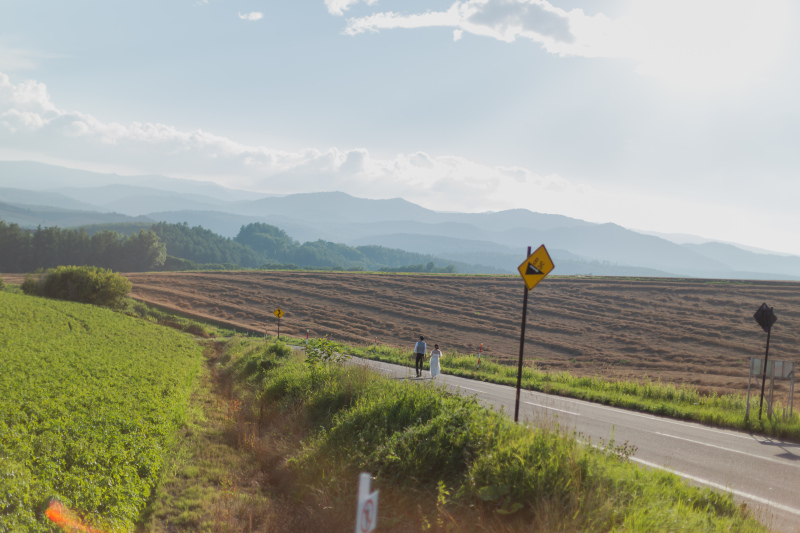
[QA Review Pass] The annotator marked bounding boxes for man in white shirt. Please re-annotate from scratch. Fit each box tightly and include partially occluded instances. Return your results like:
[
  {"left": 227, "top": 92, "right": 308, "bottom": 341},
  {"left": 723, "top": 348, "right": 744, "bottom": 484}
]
[{"left": 414, "top": 335, "right": 427, "bottom": 378}]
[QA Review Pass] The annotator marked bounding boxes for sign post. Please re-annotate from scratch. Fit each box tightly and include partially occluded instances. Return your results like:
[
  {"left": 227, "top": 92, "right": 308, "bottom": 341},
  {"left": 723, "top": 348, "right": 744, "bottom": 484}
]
[
  {"left": 274, "top": 308, "right": 285, "bottom": 339},
  {"left": 355, "top": 473, "right": 378, "bottom": 533},
  {"left": 514, "top": 245, "right": 555, "bottom": 423},
  {"left": 753, "top": 303, "right": 778, "bottom": 421}
]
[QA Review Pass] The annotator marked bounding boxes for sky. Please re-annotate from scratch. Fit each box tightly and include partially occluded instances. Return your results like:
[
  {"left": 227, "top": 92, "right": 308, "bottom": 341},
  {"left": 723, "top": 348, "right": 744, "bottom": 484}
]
[{"left": 1, "top": 0, "right": 799, "bottom": 254}]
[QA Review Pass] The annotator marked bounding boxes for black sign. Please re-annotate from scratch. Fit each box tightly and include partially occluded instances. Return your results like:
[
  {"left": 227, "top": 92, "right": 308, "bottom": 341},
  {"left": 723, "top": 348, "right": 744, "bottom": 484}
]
[
  {"left": 753, "top": 303, "right": 777, "bottom": 333},
  {"left": 525, "top": 263, "right": 543, "bottom": 276}
]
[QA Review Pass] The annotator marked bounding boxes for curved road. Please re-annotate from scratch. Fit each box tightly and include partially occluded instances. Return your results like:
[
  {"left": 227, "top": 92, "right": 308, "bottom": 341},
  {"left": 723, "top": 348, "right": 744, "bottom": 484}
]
[{"left": 350, "top": 356, "right": 800, "bottom": 533}]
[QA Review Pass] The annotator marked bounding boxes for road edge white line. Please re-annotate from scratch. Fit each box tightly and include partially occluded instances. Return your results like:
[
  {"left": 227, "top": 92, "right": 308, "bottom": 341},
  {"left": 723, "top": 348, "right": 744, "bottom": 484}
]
[
  {"left": 630, "top": 456, "right": 800, "bottom": 517},
  {"left": 656, "top": 432, "right": 800, "bottom": 469},
  {"left": 458, "top": 386, "right": 486, "bottom": 394},
  {"left": 351, "top": 356, "right": 760, "bottom": 441},
  {"left": 524, "top": 401, "right": 581, "bottom": 416}
]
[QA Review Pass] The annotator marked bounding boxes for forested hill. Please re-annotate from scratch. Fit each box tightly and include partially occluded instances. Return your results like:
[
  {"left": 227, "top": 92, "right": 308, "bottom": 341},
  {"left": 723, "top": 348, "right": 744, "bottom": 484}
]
[
  {"left": 233, "top": 222, "right": 474, "bottom": 272},
  {"left": 0, "top": 219, "right": 499, "bottom": 274},
  {"left": 153, "top": 222, "right": 265, "bottom": 268}
]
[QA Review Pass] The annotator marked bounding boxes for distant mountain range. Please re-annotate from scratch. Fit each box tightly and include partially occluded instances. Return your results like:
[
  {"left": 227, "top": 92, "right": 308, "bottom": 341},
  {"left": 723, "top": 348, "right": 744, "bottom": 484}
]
[{"left": 1, "top": 160, "right": 798, "bottom": 280}]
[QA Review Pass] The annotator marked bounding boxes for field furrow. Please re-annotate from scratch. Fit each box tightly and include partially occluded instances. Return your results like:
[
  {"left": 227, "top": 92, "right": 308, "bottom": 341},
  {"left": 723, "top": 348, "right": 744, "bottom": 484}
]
[{"left": 112, "top": 272, "right": 800, "bottom": 395}]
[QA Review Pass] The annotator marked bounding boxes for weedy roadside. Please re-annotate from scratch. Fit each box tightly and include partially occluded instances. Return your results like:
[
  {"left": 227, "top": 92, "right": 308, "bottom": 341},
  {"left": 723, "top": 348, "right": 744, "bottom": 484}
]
[{"left": 191, "top": 337, "right": 768, "bottom": 532}]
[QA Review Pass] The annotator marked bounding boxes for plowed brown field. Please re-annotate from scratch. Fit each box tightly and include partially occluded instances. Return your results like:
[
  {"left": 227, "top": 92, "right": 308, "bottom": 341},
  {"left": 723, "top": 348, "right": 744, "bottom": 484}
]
[
  {"left": 121, "top": 271, "right": 800, "bottom": 395},
  {"left": 7, "top": 271, "right": 799, "bottom": 395}
]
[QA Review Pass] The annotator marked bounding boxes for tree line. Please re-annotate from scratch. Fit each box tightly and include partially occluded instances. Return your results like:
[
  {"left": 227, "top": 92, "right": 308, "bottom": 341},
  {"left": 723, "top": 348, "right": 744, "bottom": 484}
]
[
  {"left": 0, "top": 219, "right": 458, "bottom": 274},
  {"left": 0, "top": 221, "right": 166, "bottom": 273}
]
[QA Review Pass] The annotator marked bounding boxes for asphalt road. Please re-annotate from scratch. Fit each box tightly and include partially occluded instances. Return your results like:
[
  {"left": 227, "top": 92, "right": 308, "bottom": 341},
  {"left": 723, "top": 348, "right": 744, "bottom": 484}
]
[{"left": 350, "top": 356, "right": 800, "bottom": 533}]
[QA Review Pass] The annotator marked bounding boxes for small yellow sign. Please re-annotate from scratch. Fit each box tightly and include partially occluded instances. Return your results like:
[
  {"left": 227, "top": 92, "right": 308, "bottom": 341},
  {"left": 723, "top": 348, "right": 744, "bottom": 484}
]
[
  {"left": 517, "top": 245, "right": 554, "bottom": 290},
  {"left": 274, "top": 308, "right": 285, "bottom": 318}
]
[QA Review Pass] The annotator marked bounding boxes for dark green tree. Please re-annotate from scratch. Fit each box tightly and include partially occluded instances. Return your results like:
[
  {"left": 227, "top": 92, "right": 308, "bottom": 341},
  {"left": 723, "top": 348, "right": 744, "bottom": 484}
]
[
  {"left": 122, "top": 230, "right": 167, "bottom": 272},
  {"left": 235, "top": 222, "right": 296, "bottom": 260},
  {"left": 90, "top": 230, "right": 124, "bottom": 270},
  {"left": 0, "top": 221, "right": 33, "bottom": 272}
]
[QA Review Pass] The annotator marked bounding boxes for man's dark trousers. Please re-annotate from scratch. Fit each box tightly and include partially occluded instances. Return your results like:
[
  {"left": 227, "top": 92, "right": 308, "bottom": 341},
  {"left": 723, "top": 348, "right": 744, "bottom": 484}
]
[{"left": 415, "top": 353, "right": 424, "bottom": 377}]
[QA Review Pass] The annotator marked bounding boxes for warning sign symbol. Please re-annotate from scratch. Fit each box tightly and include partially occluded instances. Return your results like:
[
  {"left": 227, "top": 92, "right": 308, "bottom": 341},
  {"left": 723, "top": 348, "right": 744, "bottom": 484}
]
[
  {"left": 525, "top": 262, "right": 543, "bottom": 276},
  {"left": 517, "top": 245, "right": 554, "bottom": 291}
]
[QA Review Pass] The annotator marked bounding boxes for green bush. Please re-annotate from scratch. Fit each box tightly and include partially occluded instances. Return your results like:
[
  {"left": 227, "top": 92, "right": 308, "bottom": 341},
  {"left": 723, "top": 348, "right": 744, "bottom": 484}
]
[
  {"left": 234, "top": 340, "right": 293, "bottom": 384},
  {"left": 21, "top": 274, "right": 40, "bottom": 295},
  {"left": 37, "top": 265, "right": 132, "bottom": 309}
]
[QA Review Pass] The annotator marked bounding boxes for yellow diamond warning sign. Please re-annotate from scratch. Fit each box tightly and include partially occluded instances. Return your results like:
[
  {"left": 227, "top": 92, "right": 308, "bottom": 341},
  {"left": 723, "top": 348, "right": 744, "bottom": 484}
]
[
  {"left": 517, "top": 245, "right": 554, "bottom": 290},
  {"left": 274, "top": 308, "right": 285, "bottom": 318}
]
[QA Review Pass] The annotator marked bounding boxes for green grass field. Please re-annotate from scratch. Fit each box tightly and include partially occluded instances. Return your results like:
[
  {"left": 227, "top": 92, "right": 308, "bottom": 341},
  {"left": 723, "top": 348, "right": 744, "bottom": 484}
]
[{"left": 0, "top": 292, "right": 203, "bottom": 532}]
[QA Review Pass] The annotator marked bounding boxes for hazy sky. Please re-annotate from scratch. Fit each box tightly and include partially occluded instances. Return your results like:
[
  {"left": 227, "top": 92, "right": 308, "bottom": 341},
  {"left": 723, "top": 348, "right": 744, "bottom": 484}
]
[{"left": 1, "top": 0, "right": 799, "bottom": 254}]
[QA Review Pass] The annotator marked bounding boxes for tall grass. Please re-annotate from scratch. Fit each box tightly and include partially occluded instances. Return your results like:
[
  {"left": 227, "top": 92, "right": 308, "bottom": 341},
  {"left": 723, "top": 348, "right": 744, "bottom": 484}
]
[
  {"left": 225, "top": 339, "right": 766, "bottom": 532},
  {"left": 343, "top": 343, "right": 800, "bottom": 441}
]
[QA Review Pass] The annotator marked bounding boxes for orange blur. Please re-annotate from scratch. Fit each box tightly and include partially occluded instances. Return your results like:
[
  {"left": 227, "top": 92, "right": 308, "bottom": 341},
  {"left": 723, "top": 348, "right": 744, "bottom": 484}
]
[{"left": 46, "top": 501, "right": 106, "bottom": 533}]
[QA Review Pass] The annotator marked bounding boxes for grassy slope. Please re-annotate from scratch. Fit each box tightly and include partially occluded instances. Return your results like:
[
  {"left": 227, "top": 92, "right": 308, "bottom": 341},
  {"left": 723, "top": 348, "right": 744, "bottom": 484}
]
[
  {"left": 0, "top": 292, "right": 203, "bottom": 532},
  {"left": 222, "top": 338, "right": 767, "bottom": 532}
]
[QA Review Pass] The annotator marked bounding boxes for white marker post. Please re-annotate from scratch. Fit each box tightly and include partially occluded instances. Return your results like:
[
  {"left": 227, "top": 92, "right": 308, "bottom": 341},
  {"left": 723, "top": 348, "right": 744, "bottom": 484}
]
[{"left": 355, "top": 473, "right": 378, "bottom": 533}]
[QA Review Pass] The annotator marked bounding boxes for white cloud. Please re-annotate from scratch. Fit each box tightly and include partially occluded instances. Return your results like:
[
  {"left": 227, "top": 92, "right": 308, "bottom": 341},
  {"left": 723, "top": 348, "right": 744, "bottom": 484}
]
[
  {"left": 0, "top": 71, "right": 574, "bottom": 211},
  {"left": 3, "top": 70, "right": 798, "bottom": 254},
  {"left": 0, "top": 72, "right": 58, "bottom": 132},
  {"left": 238, "top": 11, "right": 264, "bottom": 21},
  {"left": 344, "top": 1, "right": 579, "bottom": 43},
  {"left": 326, "top": 0, "right": 379, "bottom": 16},
  {"left": 341, "top": 0, "right": 793, "bottom": 92}
]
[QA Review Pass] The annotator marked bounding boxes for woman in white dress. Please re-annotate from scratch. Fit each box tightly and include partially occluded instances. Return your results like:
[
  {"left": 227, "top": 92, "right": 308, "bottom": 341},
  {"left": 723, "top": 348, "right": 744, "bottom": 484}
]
[{"left": 429, "top": 344, "right": 443, "bottom": 379}]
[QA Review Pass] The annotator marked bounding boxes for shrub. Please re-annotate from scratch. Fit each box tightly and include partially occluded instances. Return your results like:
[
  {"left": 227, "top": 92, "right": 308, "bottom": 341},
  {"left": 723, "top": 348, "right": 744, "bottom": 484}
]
[
  {"left": 236, "top": 340, "right": 293, "bottom": 383},
  {"left": 21, "top": 274, "right": 41, "bottom": 295},
  {"left": 305, "top": 338, "right": 348, "bottom": 366},
  {"left": 38, "top": 265, "right": 132, "bottom": 309},
  {"left": 0, "top": 274, "right": 4, "bottom": 291}
]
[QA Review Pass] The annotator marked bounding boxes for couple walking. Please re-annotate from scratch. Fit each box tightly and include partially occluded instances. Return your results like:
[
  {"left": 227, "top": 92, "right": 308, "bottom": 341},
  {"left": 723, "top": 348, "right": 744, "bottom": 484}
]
[{"left": 413, "top": 335, "right": 443, "bottom": 379}]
